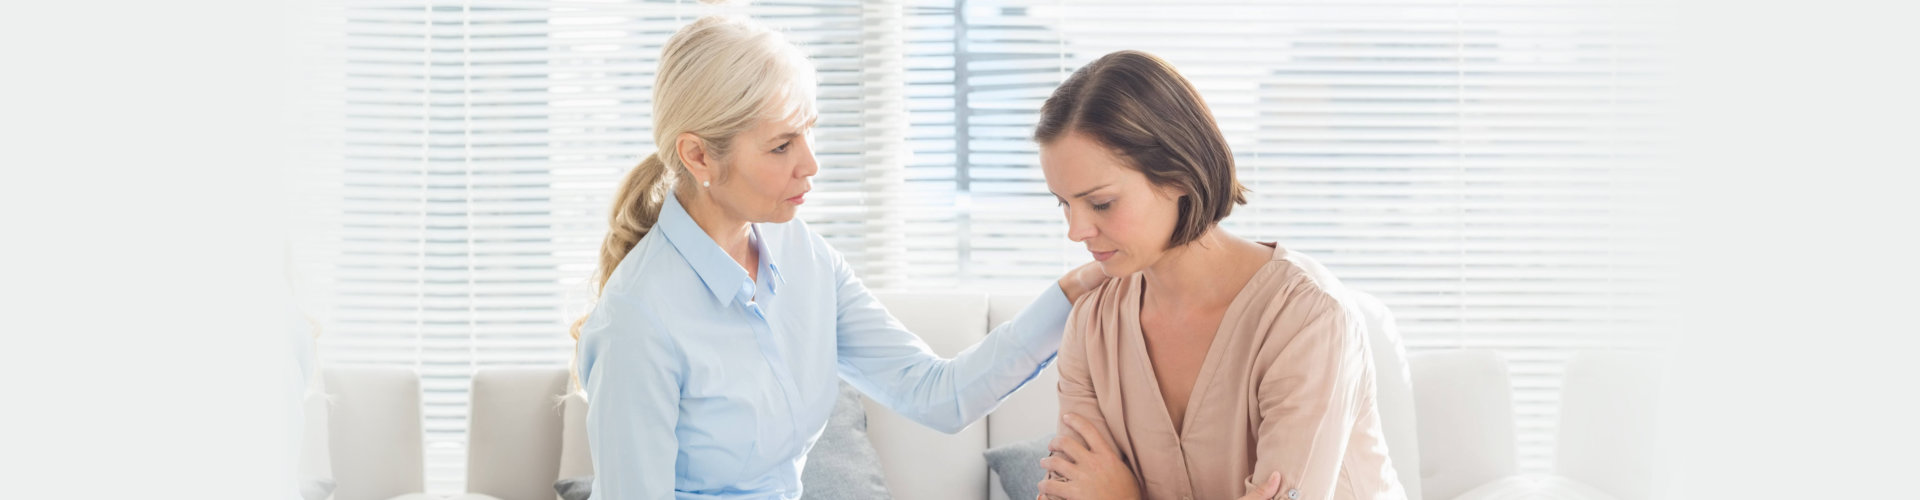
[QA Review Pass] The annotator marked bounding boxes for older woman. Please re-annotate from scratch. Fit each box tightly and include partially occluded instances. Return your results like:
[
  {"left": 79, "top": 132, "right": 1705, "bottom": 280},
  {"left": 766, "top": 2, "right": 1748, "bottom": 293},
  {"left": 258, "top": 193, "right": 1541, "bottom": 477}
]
[
  {"left": 1033, "top": 51, "right": 1408, "bottom": 500},
  {"left": 572, "top": 16, "right": 1106, "bottom": 499}
]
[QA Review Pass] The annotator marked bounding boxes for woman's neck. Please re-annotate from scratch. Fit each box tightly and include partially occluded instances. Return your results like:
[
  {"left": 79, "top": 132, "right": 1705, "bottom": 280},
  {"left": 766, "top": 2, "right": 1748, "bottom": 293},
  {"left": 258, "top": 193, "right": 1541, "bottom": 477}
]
[
  {"left": 1140, "top": 228, "right": 1267, "bottom": 312},
  {"left": 677, "top": 187, "right": 756, "bottom": 270}
]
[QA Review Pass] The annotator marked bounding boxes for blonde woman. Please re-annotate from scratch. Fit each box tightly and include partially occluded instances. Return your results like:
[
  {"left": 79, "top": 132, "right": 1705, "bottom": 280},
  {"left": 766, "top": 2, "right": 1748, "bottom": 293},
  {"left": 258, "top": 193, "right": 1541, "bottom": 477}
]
[{"left": 572, "top": 16, "right": 1105, "bottom": 499}]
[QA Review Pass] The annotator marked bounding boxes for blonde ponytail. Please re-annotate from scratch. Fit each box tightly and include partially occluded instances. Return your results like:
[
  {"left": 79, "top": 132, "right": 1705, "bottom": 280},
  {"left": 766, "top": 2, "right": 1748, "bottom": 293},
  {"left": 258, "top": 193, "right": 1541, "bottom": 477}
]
[
  {"left": 570, "top": 152, "right": 672, "bottom": 341},
  {"left": 570, "top": 15, "right": 818, "bottom": 390}
]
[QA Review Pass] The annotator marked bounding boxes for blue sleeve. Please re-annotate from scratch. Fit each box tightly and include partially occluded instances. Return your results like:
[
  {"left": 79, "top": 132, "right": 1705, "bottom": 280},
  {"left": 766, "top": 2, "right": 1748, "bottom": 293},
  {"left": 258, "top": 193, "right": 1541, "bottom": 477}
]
[
  {"left": 829, "top": 247, "right": 1071, "bottom": 434},
  {"left": 577, "top": 300, "right": 681, "bottom": 500}
]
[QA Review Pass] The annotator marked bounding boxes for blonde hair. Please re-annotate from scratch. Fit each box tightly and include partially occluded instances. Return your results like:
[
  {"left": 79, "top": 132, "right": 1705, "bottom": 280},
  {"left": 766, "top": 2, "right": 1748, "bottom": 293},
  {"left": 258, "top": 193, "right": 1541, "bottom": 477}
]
[{"left": 570, "top": 16, "right": 817, "bottom": 366}]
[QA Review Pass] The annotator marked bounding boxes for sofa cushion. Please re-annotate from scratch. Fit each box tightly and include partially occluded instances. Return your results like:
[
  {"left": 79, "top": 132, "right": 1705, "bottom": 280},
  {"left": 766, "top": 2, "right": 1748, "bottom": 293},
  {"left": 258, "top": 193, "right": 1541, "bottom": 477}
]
[
  {"left": 324, "top": 368, "right": 425, "bottom": 500},
  {"left": 465, "top": 368, "right": 568, "bottom": 500},
  {"left": 864, "top": 292, "right": 992, "bottom": 500},
  {"left": 1410, "top": 350, "right": 1519, "bottom": 500},
  {"left": 1452, "top": 474, "right": 1619, "bottom": 500}
]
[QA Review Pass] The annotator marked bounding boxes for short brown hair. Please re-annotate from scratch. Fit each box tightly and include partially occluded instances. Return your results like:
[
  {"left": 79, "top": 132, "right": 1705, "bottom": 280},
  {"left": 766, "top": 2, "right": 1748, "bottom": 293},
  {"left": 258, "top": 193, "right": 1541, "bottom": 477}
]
[{"left": 1034, "top": 50, "right": 1247, "bottom": 249}]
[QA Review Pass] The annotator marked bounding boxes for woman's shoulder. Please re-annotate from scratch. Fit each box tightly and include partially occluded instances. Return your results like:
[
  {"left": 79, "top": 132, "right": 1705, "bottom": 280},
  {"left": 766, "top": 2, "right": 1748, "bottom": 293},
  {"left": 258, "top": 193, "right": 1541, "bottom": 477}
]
[
  {"left": 1066, "top": 272, "right": 1136, "bottom": 343},
  {"left": 1247, "top": 245, "right": 1357, "bottom": 334},
  {"left": 599, "top": 233, "right": 685, "bottom": 298}
]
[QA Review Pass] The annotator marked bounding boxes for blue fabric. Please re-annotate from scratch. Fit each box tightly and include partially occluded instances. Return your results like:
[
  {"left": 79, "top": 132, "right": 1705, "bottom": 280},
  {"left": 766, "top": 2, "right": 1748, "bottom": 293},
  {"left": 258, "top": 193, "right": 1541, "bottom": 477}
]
[{"left": 577, "top": 190, "right": 1071, "bottom": 500}]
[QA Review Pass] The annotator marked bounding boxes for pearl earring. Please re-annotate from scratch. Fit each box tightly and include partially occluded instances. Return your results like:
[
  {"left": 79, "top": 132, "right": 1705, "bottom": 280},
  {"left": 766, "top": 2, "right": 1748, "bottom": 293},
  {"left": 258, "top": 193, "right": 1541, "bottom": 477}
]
[{"left": 702, "top": 180, "right": 710, "bottom": 188}]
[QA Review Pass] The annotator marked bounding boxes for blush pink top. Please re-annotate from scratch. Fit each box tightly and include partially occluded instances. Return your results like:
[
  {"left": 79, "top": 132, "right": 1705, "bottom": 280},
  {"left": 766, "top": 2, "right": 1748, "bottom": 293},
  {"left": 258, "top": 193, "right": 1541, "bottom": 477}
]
[{"left": 1057, "top": 243, "right": 1408, "bottom": 500}]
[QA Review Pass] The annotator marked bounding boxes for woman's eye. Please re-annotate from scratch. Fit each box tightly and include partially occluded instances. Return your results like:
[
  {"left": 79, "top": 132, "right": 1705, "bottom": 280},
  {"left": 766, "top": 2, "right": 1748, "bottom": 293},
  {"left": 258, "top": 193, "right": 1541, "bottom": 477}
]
[
  {"left": 772, "top": 141, "right": 791, "bottom": 154},
  {"left": 1091, "top": 201, "right": 1112, "bottom": 211}
]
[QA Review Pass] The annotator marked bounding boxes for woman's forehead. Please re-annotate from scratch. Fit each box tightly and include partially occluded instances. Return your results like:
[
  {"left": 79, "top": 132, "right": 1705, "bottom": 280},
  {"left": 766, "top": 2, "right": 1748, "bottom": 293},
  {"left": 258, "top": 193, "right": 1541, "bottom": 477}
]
[{"left": 750, "top": 105, "right": 817, "bottom": 136}]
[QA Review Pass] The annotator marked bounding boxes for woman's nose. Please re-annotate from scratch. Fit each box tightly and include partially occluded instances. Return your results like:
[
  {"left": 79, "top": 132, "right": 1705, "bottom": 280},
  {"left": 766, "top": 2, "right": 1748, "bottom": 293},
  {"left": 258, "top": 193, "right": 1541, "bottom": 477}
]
[{"left": 1066, "top": 211, "right": 1096, "bottom": 243}]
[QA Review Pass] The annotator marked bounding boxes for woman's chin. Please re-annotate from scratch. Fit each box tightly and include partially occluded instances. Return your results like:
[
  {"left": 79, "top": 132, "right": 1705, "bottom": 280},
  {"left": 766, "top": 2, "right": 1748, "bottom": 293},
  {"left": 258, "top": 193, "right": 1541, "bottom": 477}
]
[{"left": 761, "top": 207, "right": 800, "bottom": 224}]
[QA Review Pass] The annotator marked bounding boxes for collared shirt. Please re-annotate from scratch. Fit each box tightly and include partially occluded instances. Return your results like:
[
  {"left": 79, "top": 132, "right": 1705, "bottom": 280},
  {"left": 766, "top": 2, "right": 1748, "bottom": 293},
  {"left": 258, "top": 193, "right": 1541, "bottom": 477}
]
[{"left": 577, "top": 190, "right": 1071, "bottom": 500}]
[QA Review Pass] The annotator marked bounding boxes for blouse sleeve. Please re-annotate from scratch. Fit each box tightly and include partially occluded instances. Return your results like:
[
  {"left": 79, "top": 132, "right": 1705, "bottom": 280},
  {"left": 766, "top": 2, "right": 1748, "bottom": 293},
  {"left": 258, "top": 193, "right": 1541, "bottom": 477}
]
[
  {"left": 1246, "top": 290, "right": 1368, "bottom": 500},
  {"left": 576, "top": 300, "right": 682, "bottom": 500},
  {"left": 830, "top": 245, "right": 1071, "bottom": 434}
]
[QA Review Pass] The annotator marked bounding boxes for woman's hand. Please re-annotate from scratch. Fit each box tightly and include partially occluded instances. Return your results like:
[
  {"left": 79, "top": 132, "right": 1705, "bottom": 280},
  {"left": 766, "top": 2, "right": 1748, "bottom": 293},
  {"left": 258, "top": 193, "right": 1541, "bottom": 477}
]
[
  {"left": 1055, "top": 261, "right": 1109, "bottom": 304},
  {"left": 1239, "top": 471, "right": 1285, "bottom": 500},
  {"left": 1036, "top": 414, "right": 1139, "bottom": 500}
]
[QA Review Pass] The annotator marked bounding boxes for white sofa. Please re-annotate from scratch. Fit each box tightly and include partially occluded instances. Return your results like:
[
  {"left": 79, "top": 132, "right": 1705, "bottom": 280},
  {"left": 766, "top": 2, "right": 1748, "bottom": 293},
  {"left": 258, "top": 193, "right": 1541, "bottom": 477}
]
[{"left": 318, "top": 291, "right": 1652, "bottom": 500}]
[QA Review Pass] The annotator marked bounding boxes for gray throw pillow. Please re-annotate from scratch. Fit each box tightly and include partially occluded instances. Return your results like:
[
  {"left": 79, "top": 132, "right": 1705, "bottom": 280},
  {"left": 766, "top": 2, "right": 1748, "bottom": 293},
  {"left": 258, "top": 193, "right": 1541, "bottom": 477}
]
[
  {"left": 986, "top": 434, "right": 1055, "bottom": 500},
  {"left": 299, "top": 476, "right": 335, "bottom": 500},
  {"left": 798, "top": 381, "right": 892, "bottom": 499},
  {"left": 553, "top": 381, "right": 891, "bottom": 500},
  {"left": 555, "top": 475, "right": 591, "bottom": 500}
]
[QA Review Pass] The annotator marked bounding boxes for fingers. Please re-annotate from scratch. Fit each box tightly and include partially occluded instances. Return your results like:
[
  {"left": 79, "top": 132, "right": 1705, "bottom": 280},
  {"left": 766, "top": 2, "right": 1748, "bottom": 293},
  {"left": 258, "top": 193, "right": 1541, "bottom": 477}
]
[
  {"left": 1038, "top": 455, "right": 1078, "bottom": 480},
  {"left": 1048, "top": 434, "right": 1086, "bottom": 464},
  {"left": 1037, "top": 478, "right": 1069, "bottom": 498},
  {"left": 1062, "top": 414, "right": 1114, "bottom": 456},
  {"left": 1241, "top": 471, "right": 1282, "bottom": 500}
]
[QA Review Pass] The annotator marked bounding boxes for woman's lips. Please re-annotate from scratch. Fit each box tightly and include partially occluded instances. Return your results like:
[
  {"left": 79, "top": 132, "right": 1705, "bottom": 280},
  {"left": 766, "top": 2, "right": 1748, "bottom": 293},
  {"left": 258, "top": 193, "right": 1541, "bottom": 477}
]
[
  {"left": 787, "top": 193, "right": 807, "bottom": 205},
  {"left": 1091, "top": 250, "right": 1116, "bottom": 262}
]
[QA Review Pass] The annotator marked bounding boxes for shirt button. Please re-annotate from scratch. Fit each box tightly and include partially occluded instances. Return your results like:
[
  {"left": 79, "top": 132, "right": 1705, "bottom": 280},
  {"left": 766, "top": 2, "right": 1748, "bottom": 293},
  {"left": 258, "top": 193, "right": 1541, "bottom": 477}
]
[{"left": 1286, "top": 488, "right": 1299, "bottom": 499}]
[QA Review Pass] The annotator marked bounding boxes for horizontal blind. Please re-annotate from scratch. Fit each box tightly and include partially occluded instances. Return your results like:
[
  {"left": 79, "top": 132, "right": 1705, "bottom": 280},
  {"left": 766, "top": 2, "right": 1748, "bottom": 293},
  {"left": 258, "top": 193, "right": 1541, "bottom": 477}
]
[
  {"left": 299, "top": 0, "right": 903, "bottom": 492},
  {"left": 297, "top": 0, "right": 1665, "bottom": 490},
  {"left": 945, "top": 0, "right": 1665, "bottom": 473}
]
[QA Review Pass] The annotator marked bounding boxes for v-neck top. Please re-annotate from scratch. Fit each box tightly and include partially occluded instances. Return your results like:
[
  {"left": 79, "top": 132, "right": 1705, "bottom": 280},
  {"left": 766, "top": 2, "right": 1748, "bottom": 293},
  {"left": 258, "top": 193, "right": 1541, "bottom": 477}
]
[{"left": 1056, "top": 243, "right": 1408, "bottom": 500}]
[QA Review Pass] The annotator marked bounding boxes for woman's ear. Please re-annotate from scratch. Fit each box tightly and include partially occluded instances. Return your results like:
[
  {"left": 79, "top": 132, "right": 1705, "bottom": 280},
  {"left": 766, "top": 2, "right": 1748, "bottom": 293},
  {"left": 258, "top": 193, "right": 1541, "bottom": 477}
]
[{"left": 676, "top": 132, "right": 711, "bottom": 184}]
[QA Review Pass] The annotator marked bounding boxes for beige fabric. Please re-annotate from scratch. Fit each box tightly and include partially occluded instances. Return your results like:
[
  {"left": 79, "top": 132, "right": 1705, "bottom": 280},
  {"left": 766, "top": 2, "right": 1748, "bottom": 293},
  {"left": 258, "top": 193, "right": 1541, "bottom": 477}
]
[{"left": 1057, "top": 244, "right": 1407, "bottom": 500}]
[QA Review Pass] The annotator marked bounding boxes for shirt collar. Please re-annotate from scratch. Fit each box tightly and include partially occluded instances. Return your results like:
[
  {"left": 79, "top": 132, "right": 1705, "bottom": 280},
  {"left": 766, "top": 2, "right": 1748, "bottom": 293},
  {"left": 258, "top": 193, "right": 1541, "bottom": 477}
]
[{"left": 656, "top": 190, "right": 785, "bottom": 305}]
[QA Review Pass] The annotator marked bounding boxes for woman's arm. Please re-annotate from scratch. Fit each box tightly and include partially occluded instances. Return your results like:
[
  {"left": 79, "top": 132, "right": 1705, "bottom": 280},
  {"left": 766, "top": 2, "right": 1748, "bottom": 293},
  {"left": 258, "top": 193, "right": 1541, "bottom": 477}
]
[
  {"left": 1248, "top": 291, "right": 1368, "bottom": 500},
  {"left": 830, "top": 250, "right": 1095, "bottom": 433},
  {"left": 1039, "top": 296, "right": 1138, "bottom": 500},
  {"left": 577, "top": 303, "right": 682, "bottom": 500}
]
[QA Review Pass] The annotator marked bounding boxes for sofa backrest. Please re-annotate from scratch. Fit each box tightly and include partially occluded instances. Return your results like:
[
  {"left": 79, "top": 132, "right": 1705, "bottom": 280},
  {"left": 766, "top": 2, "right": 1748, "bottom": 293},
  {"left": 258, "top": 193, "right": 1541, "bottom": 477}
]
[
  {"left": 983, "top": 293, "right": 1057, "bottom": 500},
  {"left": 324, "top": 367, "right": 425, "bottom": 500},
  {"left": 1555, "top": 351, "right": 1660, "bottom": 500},
  {"left": 1349, "top": 291, "right": 1424, "bottom": 500},
  {"left": 862, "top": 291, "right": 993, "bottom": 500},
  {"left": 1409, "top": 350, "right": 1519, "bottom": 500},
  {"left": 466, "top": 368, "right": 569, "bottom": 500}
]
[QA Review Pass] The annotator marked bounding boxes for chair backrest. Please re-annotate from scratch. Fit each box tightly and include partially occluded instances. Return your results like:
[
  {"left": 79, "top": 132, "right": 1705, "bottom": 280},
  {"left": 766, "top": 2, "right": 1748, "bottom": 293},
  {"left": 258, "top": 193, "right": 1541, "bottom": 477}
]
[
  {"left": 863, "top": 291, "right": 992, "bottom": 500},
  {"left": 1409, "top": 350, "right": 1519, "bottom": 500},
  {"left": 324, "top": 367, "right": 424, "bottom": 500},
  {"left": 466, "top": 368, "right": 570, "bottom": 500},
  {"left": 1555, "top": 351, "right": 1661, "bottom": 500}
]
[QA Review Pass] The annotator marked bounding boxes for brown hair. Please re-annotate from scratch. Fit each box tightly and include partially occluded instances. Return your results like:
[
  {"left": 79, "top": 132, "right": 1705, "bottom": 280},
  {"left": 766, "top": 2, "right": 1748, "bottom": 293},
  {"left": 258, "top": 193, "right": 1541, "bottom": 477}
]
[{"left": 1033, "top": 50, "right": 1246, "bottom": 248}]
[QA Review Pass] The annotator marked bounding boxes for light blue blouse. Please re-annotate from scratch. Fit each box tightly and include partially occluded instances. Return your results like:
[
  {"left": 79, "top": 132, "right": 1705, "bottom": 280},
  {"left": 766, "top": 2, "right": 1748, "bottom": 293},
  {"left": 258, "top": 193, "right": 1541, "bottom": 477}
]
[{"left": 576, "top": 190, "right": 1071, "bottom": 500}]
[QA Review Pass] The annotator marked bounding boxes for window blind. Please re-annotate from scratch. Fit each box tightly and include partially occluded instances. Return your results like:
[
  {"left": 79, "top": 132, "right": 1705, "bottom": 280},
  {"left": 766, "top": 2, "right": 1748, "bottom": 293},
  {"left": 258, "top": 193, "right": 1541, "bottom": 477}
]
[
  {"left": 918, "top": 0, "right": 1665, "bottom": 472},
  {"left": 296, "top": 0, "right": 1661, "bottom": 490},
  {"left": 298, "top": 0, "right": 912, "bottom": 492}
]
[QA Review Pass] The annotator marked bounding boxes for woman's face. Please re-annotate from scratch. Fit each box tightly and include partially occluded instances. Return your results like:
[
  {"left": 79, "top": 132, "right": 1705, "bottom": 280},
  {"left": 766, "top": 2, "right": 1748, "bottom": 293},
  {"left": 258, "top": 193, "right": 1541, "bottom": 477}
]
[
  {"left": 1040, "top": 130, "right": 1186, "bottom": 277},
  {"left": 706, "top": 114, "right": 819, "bottom": 224}
]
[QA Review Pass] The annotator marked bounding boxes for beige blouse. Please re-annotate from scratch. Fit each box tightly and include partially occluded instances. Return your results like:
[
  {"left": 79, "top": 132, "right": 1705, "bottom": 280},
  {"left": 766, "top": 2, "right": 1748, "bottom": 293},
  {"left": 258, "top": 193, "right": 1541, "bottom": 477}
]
[{"left": 1056, "top": 243, "right": 1407, "bottom": 500}]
